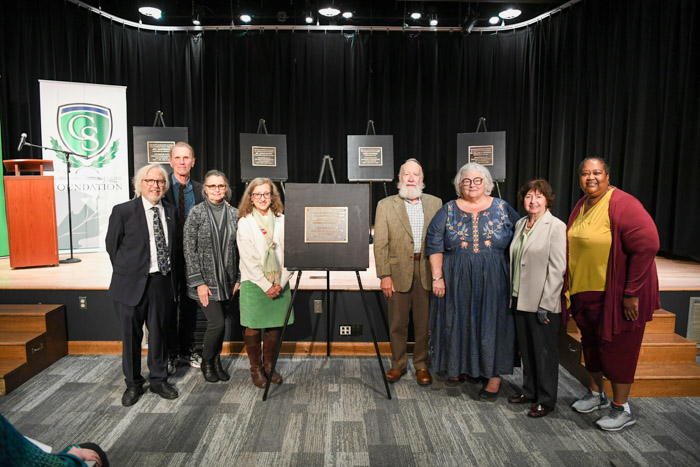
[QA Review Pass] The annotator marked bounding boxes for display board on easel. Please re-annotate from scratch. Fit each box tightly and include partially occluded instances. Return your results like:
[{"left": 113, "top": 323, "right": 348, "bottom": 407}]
[
  {"left": 284, "top": 184, "right": 369, "bottom": 270},
  {"left": 132, "top": 112, "right": 188, "bottom": 175},
  {"left": 346, "top": 131, "right": 394, "bottom": 182},
  {"left": 240, "top": 119, "right": 288, "bottom": 182},
  {"left": 456, "top": 130, "right": 506, "bottom": 181}
]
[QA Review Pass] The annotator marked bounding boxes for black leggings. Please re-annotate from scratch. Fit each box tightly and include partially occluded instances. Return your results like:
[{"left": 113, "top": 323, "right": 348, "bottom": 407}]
[{"left": 198, "top": 299, "right": 228, "bottom": 361}]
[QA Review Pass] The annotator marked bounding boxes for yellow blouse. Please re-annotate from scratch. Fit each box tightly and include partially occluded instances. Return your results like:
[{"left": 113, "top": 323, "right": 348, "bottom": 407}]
[{"left": 568, "top": 188, "right": 614, "bottom": 295}]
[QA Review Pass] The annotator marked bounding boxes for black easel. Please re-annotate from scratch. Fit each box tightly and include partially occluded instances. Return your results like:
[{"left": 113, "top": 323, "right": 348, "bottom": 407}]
[
  {"left": 262, "top": 269, "right": 392, "bottom": 401},
  {"left": 17, "top": 136, "right": 87, "bottom": 264},
  {"left": 315, "top": 156, "right": 337, "bottom": 355},
  {"left": 475, "top": 117, "right": 503, "bottom": 198},
  {"left": 152, "top": 110, "right": 167, "bottom": 127},
  {"left": 256, "top": 118, "right": 286, "bottom": 195}
]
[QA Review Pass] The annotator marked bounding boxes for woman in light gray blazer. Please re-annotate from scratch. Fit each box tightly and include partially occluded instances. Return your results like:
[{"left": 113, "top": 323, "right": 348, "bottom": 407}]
[
  {"left": 184, "top": 170, "right": 240, "bottom": 383},
  {"left": 508, "top": 179, "right": 566, "bottom": 418}
]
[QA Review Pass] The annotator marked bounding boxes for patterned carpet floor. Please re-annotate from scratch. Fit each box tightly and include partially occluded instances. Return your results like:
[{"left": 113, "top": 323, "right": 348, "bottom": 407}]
[{"left": 1, "top": 355, "right": 698, "bottom": 466}]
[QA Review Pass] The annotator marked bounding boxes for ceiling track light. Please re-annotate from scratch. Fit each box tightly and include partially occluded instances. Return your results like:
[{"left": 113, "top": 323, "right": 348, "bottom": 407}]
[
  {"left": 138, "top": 6, "right": 162, "bottom": 19},
  {"left": 305, "top": 11, "right": 314, "bottom": 24},
  {"left": 240, "top": 14, "right": 252, "bottom": 23},
  {"left": 319, "top": 6, "right": 341, "bottom": 17},
  {"left": 342, "top": 11, "right": 353, "bottom": 19},
  {"left": 498, "top": 8, "right": 522, "bottom": 20},
  {"left": 410, "top": 12, "right": 422, "bottom": 21},
  {"left": 429, "top": 14, "right": 438, "bottom": 27},
  {"left": 488, "top": 16, "right": 500, "bottom": 25}
]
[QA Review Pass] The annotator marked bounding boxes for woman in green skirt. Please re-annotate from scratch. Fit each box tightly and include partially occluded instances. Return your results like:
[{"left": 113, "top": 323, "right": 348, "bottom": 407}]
[{"left": 236, "top": 177, "right": 293, "bottom": 387}]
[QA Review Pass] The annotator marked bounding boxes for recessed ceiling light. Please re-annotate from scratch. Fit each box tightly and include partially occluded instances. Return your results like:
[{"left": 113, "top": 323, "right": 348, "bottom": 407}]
[
  {"left": 410, "top": 12, "right": 422, "bottom": 20},
  {"left": 342, "top": 11, "right": 353, "bottom": 19},
  {"left": 498, "top": 8, "right": 522, "bottom": 20},
  {"left": 138, "top": 7, "right": 162, "bottom": 19},
  {"left": 319, "top": 7, "right": 341, "bottom": 17},
  {"left": 488, "top": 16, "right": 500, "bottom": 25},
  {"left": 240, "top": 14, "right": 252, "bottom": 23}
]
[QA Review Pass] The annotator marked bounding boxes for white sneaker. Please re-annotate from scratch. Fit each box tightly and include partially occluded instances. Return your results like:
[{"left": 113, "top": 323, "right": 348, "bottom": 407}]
[
  {"left": 596, "top": 404, "right": 636, "bottom": 431},
  {"left": 571, "top": 390, "right": 610, "bottom": 413},
  {"left": 167, "top": 356, "right": 177, "bottom": 376},
  {"left": 181, "top": 352, "right": 202, "bottom": 368}
]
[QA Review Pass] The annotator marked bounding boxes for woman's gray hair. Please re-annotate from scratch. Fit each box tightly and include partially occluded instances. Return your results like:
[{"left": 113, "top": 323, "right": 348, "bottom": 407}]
[
  {"left": 453, "top": 162, "right": 494, "bottom": 197},
  {"left": 202, "top": 169, "right": 232, "bottom": 201},
  {"left": 133, "top": 164, "right": 170, "bottom": 197}
]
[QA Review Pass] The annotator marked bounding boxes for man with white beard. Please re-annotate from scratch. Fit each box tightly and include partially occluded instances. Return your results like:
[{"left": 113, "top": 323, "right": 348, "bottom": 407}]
[{"left": 373, "top": 159, "right": 442, "bottom": 385}]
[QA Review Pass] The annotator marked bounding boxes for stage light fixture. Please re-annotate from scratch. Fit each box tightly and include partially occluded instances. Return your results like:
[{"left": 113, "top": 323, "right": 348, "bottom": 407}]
[
  {"left": 410, "top": 12, "right": 422, "bottom": 20},
  {"left": 240, "top": 14, "right": 252, "bottom": 23},
  {"left": 305, "top": 12, "right": 314, "bottom": 24},
  {"left": 488, "top": 16, "right": 500, "bottom": 25},
  {"left": 342, "top": 11, "right": 353, "bottom": 19},
  {"left": 192, "top": 13, "right": 201, "bottom": 26},
  {"left": 319, "top": 7, "right": 341, "bottom": 17},
  {"left": 138, "top": 7, "right": 162, "bottom": 19},
  {"left": 499, "top": 8, "right": 522, "bottom": 20},
  {"left": 430, "top": 17, "right": 438, "bottom": 27}
]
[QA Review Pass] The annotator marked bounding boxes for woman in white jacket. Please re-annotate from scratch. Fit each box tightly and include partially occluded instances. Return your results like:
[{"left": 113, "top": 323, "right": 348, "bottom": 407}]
[
  {"left": 507, "top": 179, "right": 566, "bottom": 418},
  {"left": 236, "top": 177, "right": 292, "bottom": 388}
]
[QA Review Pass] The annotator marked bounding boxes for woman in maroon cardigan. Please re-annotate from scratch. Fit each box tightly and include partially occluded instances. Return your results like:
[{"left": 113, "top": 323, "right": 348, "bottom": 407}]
[{"left": 566, "top": 157, "right": 660, "bottom": 432}]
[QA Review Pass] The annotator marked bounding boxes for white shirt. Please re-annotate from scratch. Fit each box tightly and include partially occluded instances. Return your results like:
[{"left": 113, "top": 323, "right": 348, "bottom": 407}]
[
  {"left": 236, "top": 213, "right": 291, "bottom": 292},
  {"left": 141, "top": 196, "right": 169, "bottom": 273},
  {"left": 404, "top": 197, "right": 424, "bottom": 254}
]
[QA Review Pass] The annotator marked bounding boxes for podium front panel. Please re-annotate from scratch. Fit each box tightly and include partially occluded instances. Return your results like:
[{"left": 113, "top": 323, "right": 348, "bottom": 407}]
[{"left": 4, "top": 176, "right": 59, "bottom": 268}]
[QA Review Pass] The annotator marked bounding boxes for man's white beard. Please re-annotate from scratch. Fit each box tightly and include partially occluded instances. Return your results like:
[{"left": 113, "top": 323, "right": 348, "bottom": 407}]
[{"left": 398, "top": 184, "right": 423, "bottom": 200}]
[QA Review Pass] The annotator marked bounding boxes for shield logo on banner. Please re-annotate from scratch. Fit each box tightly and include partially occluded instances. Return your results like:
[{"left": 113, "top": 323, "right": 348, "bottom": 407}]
[{"left": 57, "top": 104, "right": 113, "bottom": 159}]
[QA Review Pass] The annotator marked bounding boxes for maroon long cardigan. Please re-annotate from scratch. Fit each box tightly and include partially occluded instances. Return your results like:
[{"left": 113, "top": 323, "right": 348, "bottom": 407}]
[{"left": 564, "top": 188, "right": 661, "bottom": 343}]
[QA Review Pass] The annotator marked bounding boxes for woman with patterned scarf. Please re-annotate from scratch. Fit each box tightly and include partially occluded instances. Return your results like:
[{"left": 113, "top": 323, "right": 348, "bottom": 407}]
[
  {"left": 184, "top": 170, "right": 240, "bottom": 383},
  {"left": 237, "top": 177, "right": 293, "bottom": 388}
]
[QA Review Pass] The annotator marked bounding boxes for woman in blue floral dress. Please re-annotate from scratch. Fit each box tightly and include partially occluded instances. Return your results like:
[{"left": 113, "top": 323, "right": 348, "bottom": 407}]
[{"left": 426, "top": 163, "right": 519, "bottom": 400}]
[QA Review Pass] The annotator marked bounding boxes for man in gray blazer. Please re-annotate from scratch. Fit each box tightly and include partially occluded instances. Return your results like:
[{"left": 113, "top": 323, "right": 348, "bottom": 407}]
[
  {"left": 163, "top": 142, "right": 204, "bottom": 373},
  {"left": 374, "top": 159, "right": 442, "bottom": 385}
]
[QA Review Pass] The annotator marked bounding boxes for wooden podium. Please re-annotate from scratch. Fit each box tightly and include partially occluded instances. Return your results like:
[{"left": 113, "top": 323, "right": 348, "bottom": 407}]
[{"left": 3, "top": 159, "right": 59, "bottom": 268}]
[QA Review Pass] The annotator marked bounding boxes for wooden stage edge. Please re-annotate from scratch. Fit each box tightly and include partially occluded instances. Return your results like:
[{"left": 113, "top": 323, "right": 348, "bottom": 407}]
[
  {"left": 69, "top": 341, "right": 396, "bottom": 357},
  {"left": 2, "top": 251, "right": 699, "bottom": 291}
]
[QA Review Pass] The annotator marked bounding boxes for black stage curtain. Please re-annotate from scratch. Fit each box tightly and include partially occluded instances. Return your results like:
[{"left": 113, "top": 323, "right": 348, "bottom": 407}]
[{"left": 1, "top": 0, "right": 698, "bottom": 258}]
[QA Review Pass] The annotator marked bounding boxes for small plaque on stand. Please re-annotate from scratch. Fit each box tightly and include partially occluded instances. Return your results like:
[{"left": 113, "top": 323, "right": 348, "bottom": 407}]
[
  {"left": 347, "top": 135, "right": 394, "bottom": 182},
  {"left": 457, "top": 131, "right": 506, "bottom": 181},
  {"left": 240, "top": 133, "right": 288, "bottom": 181},
  {"left": 147, "top": 141, "right": 175, "bottom": 163}
]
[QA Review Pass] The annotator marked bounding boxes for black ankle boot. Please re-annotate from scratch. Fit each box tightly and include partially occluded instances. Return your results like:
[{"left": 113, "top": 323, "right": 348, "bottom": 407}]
[
  {"left": 201, "top": 359, "right": 219, "bottom": 383},
  {"left": 213, "top": 356, "right": 230, "bottom": 381}
]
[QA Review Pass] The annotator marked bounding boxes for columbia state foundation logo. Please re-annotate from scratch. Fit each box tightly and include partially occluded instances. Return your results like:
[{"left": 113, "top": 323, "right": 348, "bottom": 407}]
[{"left": 50, "top": 103, "right": 120, "bottom": 168}]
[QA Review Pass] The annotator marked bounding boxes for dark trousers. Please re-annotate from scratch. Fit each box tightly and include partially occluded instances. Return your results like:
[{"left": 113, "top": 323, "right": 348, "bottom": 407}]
[
  {"left": 167, "top": 251, "right": 198, "bottom": 356},
  {"left": 197, "top": 299, "right": 228, "bottom": 362},
  {"left": 114, "top": 273, "right": 172, "bottom": 388},
  {"left": 387, "top": 259, "right": 430, "bottom": 371},
  {"left": 514, "top": 305, "right": 560, "bottom": 407}
]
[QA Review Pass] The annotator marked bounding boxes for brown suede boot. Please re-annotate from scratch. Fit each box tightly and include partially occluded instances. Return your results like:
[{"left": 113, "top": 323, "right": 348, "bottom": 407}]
[
  {"left": 263, "top": 329, "right": 283, "bottom": 384},
  {"left": 243, "top": 333, "right": 267, "bottom": 388}
]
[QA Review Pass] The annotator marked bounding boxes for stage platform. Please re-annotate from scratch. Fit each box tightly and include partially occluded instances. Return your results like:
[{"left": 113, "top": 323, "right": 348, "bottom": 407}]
[
  {"left": 0, "top": 250, "right": 698, "bottom": 348},
  {"left": 0, "top": 251, "right": 697, "bottom": 291}
]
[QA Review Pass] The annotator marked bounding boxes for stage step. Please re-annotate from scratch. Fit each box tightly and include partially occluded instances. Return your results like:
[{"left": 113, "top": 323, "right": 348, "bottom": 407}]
[
  {"left": 0, "top": 305, "right": 67, "bottom": 395},
  {"left": 560, "top": 308, "right": 700, "bottom": 397},
  {"left": 567, "top": 332, "right": 698, "bottom": 363},
  {"left": 566, "top": 308, "right": 677, "bottom": 334}
]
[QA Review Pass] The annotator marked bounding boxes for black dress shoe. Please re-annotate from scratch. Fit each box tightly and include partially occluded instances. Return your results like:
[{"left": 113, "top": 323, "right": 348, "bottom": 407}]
[
  {"left": 213, "top": 356, "right": 230, "bottom": 382},
  {"left": 150, "top": 382, "right": 179, "bottom": 399},
  {"left": 121, "top": 386, "right": 143, "bottom": 407},
  {"left": 201, "top": 360, "right": 220, "bottom": 383},
  {"left": 508, "top": 394, "right": 534, "bottom": 404},
  {"left": 479, "top": 387, "right": 499, "bottom": 401},
  {"left": 528, "top": 403, "right": 554, "bottom": 418}
]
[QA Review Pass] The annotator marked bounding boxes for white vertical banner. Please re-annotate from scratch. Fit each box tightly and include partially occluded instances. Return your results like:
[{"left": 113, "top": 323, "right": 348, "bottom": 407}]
[{"left": 39, "top": 80, "right": 129, "bottom": 252}]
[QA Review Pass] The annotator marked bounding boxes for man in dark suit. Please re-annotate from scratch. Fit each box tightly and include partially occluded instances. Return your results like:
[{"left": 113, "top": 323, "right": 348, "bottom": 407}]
[
  {"left": 106, "top": 163, "right": 179, "bottom": 406},
  {"left": 163, "top": 142, "right": 204, "bottom": 373}
]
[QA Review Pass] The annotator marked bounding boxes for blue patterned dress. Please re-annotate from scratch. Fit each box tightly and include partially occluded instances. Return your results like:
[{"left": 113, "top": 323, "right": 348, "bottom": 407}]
[{"left": 426, "top": 199, "right": 519, "bottom": 378}]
